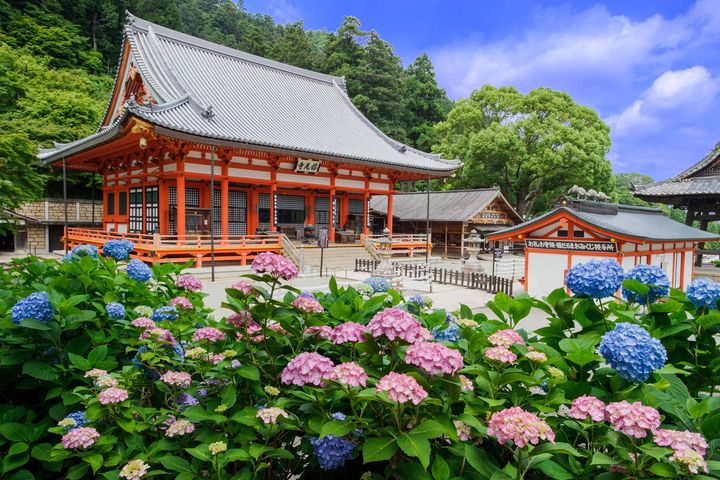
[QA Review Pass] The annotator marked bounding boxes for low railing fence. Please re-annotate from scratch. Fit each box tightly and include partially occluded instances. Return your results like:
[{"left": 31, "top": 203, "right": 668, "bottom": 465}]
[{"left": 355, "top": 258, "right": 514, "bottom": 295}]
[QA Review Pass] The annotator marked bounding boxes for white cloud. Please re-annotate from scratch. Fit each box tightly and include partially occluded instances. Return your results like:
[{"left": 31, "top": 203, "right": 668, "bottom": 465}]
[
  {"left": 430, "top": 2, "right": 719, "bottom": 101},
  {"left": 263, "top": 0, "right": 301, "bottom": 24},
  {"left": 607, "top": 66, "right": 720, "bottom": 137}
]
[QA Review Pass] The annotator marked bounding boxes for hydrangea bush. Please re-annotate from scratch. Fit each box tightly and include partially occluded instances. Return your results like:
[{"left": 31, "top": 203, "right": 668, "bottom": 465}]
[{"left": 0, "top": 252, "right": 719, "bottom": 479}]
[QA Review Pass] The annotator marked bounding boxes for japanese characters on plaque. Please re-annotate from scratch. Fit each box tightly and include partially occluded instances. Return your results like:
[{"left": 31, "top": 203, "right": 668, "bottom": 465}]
[
  {"left": 525, "top": 239, "right": 617, "bottom": 253},
  {"left": 295, "top": 158, "right": 321, "bottom": 174}
]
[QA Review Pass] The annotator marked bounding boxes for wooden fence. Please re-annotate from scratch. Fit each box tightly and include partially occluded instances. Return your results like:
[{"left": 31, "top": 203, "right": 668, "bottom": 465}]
[{"left": 355, "top": 259, "right": 514, "bottom": 296}]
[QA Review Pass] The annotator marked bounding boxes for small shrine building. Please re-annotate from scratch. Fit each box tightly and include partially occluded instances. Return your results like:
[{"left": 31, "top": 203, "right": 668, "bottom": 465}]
[
  {"left": 487, "top": 197, "right": 718, "bottom": 297},
  {"left": 38, "top": 14, "right": 459, "bottom": 265}
]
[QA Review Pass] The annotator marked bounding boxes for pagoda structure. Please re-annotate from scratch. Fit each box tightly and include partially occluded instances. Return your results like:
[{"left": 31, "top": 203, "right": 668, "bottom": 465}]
[
  {"left": 39, "top": 13, "right": 459, "bottom": 266},
  {"left": 634, "top": 146, "right": 720, "bottom": 265}
]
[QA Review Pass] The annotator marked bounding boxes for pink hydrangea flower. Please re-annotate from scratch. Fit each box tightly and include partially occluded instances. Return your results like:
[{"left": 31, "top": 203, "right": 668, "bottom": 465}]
[
  {"left": 281, "top": 352, "right": 334, "bottom": 386},
  {"left": 61, "top": 427, "right": 100, "bottom": 449},
  {"left": 160, "top": 371, "right": 192, "bottom": 388},
  {"left": 605, "top": 401, "right": 660, "bottom": 438},
  {"left": 140, "top": 328, "right": 175, "bottom": 344},
  {"left": 170, "top": 296, "right": 193, "bottom": 309},
  {"left": 165, "top": 419, "right": 195, "bottom": 437},
  {"left": 332, "top": 362, "right": 368, "bottom": 387},
  {"left": 367, "top": 308, "right": 424, "bottom": 343},
  {"left": 487, "top": 407, "right": 555, "bottom": 448},
  {"left": 568, "top": 395, "right": 606, "bottom": 422},
  {"left": 331, "top": 322, "right": 367, "bottom": 344},
  {"left": 376, "top": 372, "right": 428, "bottom": 405},
  {"left": 405, "top": 341, "right": 464, "bottom": 375},
  {"left": 268, "top": 321, "right": 286, "bottom": 334},
  {"left": 227, "top": 310, "right": 255, "bottom": 328},
  {"left": 654, "top": 429, "right": 708, "bottom": 456},
  {"left": 454, "top": 420, "right": 471, "bottom": 441},
  {"left": 95, "top": 374, "right": 118, "bottom": 388},
  {"left": 305, "top": 325, "right": 333, "bottom": 340},
  {"left": 256, "top": 407, "right": 289, "bottom": 424},
  {"left": 131, "top": 317, "right": 156, "bottom": 329},
  {"left": 525, "top": 351, "right": 547, "bottom": 362},
  {"left": 98, "top": 387, "right": 129, "bottom": 405},
  {"left": 670, "top": 448, "right": 708, "bottom": 474},
  {"left": 291, "top": 296, "right": 324, "bottom": 313},
  {"left": 192, "top": 327, "right": 225, "bottom": 342},
  {"left": 237, "top": 324, "right": 265, "bottom": 342},
  {"left": 251, "top": 252, "right": 299, "bottom": 280},
  {"left": 176, "top": 274, "right": 203, "bottom": 291},
  {"left": 231, "top": 280, "right": 254, "bottom": 295},
  {"left": 84, "top": 368, "right": 108, "bottom": 379},
  {"left": 488, "top": 329, "right": 525, "bottom": 347},
  {"left": 209, "top": 354, "right": 225, "bottom": 365},
  {"left": 459, "top": 374, "right": 474, "bottom": 392},
  {"left": 484, "top": 346, "right": 517, "bottom": 364},
  {"left": 119, "top": 459, "right": 150, "bottom": 480}
]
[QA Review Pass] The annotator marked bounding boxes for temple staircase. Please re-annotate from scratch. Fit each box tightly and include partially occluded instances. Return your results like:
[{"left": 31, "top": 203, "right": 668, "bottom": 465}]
[{"left": 295, "top": 245, "right": 374, "bottom": 274}]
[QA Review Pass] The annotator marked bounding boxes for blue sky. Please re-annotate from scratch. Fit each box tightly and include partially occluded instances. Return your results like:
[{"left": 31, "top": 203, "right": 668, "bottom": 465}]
[{"left": 245, "top": 0, "right": 720, "bottom": 181}]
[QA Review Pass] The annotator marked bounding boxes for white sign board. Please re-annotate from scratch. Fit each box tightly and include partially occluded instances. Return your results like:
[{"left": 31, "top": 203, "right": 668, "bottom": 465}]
[{"left": 295, "top": 159, "right": 321, "bottom": 174}]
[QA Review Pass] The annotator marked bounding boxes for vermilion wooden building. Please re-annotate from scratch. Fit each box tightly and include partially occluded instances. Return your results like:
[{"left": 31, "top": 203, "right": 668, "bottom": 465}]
[
  {"left": 487, "top": 197, "right": 718, "bottom": 297},
  {"left": 39, "top": 14, "right": 459, "bottom": 265}
]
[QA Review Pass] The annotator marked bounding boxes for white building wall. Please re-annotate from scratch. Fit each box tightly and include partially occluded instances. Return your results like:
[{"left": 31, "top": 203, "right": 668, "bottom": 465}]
[
  {"left": 684, "top": 251, "right": 694, "bottom": 288},
  {"left": 527, "top": 252, "right": 568, "bottom": 298}
]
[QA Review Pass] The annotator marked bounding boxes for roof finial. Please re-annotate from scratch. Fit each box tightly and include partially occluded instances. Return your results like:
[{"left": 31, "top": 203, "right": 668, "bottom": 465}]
[{"left": 201, "top": 105, "right": 215, "bottom": 119}]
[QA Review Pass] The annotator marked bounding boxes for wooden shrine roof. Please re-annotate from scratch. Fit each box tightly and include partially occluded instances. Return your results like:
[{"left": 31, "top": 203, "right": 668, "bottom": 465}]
[
  {"left": 370, "top": 188, "right": 522, "bottom": 223},
  {"left": 39, "top": 13, "right": 459, "bottom": 176}
]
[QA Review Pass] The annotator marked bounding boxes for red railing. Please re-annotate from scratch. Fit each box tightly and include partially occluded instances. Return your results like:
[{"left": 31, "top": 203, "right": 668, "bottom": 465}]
[{"left": 64, "top": 228, "right": 283, "bottom": 267}]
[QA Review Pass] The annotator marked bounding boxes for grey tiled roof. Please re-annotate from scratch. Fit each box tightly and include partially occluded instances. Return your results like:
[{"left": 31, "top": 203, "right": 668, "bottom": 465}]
[
  {"left": 489, "top": 199, "right": 719, "bottom": 241},
  {"left": 634, "top": 148, "right": 720, "bottom": 202},
  {"left": 40, "top": 13, "right": 460, "bottom": 175},
  {"left": 370, "top": 189, "right": 522, "bottom": 222}
]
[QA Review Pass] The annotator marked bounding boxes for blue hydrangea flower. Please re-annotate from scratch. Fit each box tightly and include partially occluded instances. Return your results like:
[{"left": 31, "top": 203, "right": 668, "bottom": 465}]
[
  {"left": 363, "top": 276, "right": 391, "bottom": 293},
  {"left": 686, "top": 277, "right": 720, "bottom": 309},
  {"left": 446, "top": 313, "right": 456, "bottom": 323},
  {"left": 172, "top": 341, "right": 185, "bottom": 361},
  {"left": 432, "top": 322, "right": 462, "bottom": 342},
  {"left": 565, "top": 259, "right": 624, "bottom": 298},
  {"left": 622, "top": 264, "right": 670, "bottom": 304},
  {"left": 599, "top": 322, "right": 667, "bottom": 382},
  {"left": 126, "top": 259, "right": 152, "bottom": 282},
  {"left": 105, "top": 302, "right": 125, "bottom": 319},
  {"left": 408, "top": 295, "right": 425, "bottom": 305},
  {"left": 102, "top": 239, "right": 134, "bottom": 261},
  {"left": 64, "top": 411, "right": 89, "bottom": 430},
  {"left": 12, "top": 291, "right": 54, "bottom": 325},
  {"left": 331, "top": 412, "right": 347, "bottom": 421},
  {"left": 62, "top": 244, "right": 99, "bottom": 262},
  {"left": 309, "top": 435, "right": 355, "bottom": 470},
  {"left": 152, "top": 306, "right": 179, "bottom": 322}
]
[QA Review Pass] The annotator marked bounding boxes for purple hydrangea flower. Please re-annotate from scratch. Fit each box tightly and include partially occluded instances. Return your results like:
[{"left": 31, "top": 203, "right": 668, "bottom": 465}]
[
  {"left": 309, "top": 434, "right": 355, "bottom": 470},
  {"left": 599, "top": 322, "right": 667, "bottom": 382},
  {"left": 12, "top": 292, "right": 54, "bottom": 325}
]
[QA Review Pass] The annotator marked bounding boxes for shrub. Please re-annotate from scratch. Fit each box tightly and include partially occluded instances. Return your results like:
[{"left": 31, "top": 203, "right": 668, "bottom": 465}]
[{"left": 0, "top": 253, "right": 719, "bottom": 479}]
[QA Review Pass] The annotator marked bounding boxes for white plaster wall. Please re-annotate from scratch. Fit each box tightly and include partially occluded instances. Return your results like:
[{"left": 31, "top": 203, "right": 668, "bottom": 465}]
[
  {"left": 684, "top": 251, "right": 694, "bottom": 288},
  {"left": 621, "top": 256, "right": 635, "bottom": 270},
  {"left": 228, "top": 168, "right": 271, "bottom": 180},
  {"left": 277, "top": 173, "right": 330, "bottom": 186},
  {"left": 336, "top": 178, "right": 365, "bottom": 189},
  {"left": 369, "top": 181, "right": 389, "bottom": 191},
  {"left": 527, "top": 252, "right": 568, "bottom": 298},
  {"left": 673, "top": 253, "right": 682, "bottom": 288}
]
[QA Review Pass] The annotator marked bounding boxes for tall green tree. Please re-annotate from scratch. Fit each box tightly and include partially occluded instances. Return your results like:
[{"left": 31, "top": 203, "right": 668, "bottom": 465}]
[
  {"left": 271, "top": 21, "right": 315, "bottom": 69},
  {"left": 0, "top": 134, "right": 46, "bottom": 234},
  {"left": 323, "top": 16, "right": 364, "bottom": 94},
  {"left": 352, "top": 31, "right": 406, "bottom": 141},
  {"left": 434, "top": 85, "right": 613, "bottom": 216},
  {"left": 403, "top": 53, "right": 452, "bottom": 151}
]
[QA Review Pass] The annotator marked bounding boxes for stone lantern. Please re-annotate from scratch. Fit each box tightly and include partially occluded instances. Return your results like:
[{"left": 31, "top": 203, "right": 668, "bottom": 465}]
[{"left": 462, "top": 229, "right": 485, "bottom": 274}]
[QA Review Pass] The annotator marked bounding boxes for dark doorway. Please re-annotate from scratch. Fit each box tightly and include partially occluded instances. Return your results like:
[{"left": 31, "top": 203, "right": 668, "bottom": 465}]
[
  {"left": 0, "top": 232, "right": 15, "bottom": 251},
  {"left": 49, "top": 225, "right": 64, "bottom": 252}
]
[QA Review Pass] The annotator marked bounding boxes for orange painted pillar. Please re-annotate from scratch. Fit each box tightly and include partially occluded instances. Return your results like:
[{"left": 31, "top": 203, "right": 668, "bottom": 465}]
[
  {"left": 363, "top": 190, "right": 370, "bottom": 236},
  {"left": 176, "top": 160, "right": 186, "bottom": 241},
  {"left": 340, "top": 194, "right": 348, "bottom": 229},
  {"left": 307, "top": 191, "right": 315, "bottom": 225},
  {"left": 386, "top": 184, "right": 394, "bottom": 235},
  {"left": 221, "top": 161, "right": 229, "bottom": 240}
]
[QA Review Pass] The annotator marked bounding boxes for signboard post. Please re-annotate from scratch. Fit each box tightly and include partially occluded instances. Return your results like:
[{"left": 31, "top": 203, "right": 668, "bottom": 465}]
[{"left": 318, "top": 227, "right": 329, "bottom": 277}]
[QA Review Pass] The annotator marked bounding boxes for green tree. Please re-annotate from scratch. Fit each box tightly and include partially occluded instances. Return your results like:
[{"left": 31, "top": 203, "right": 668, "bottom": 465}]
[
  {"left": 403, "top": 53, "right": 452, "bottom": 151},
  {"left": 271, "top": 21, "right": 315, "bottom": 69},
  {"left": 614, "top": 172, "right": 655, "bottom": 206},
  {"left": 434, "top": 85, "right": 613, "bottom": 216},
  {"left": 323, "top": 16, "right": 364, "bottom": 94},
  {"left": 0, "top": 134, "right": 46, "bottom": 234}
]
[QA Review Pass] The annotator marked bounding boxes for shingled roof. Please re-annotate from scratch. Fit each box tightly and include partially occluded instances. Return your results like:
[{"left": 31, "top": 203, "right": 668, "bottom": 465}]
[
  {"left": 634, "top": 147, "right": 720, "bottom": 204},
  {"left": 39, "top": 13, "right": 459, "bottom": 175},
  {"left": 370, "top": 188, "right": 522, "bottom": 223},
  {"left": 489, "top": 198, "right": 719, "bottom": 242}
]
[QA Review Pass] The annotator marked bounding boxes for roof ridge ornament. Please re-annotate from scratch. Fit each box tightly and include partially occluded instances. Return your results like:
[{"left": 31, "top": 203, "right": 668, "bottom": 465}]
[{"left": 201, "top": 105, "right": 215, "bottom": 119}]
